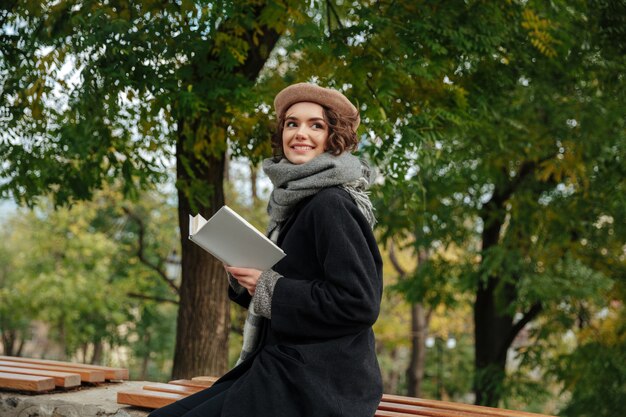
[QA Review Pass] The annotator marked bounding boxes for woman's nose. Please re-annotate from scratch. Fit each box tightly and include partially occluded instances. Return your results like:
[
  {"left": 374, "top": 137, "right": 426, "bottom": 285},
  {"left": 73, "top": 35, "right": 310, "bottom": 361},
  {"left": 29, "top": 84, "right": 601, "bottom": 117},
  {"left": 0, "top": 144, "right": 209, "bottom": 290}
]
[{"left": 295, "top": 126, "right": 307, "bottom": 139}]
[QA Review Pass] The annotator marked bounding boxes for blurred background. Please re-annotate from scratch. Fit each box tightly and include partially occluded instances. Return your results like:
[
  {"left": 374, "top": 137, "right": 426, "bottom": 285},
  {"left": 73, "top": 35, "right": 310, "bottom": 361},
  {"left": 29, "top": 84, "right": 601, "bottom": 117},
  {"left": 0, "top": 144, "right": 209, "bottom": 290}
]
[{"left": 1, "top": 1, "right": 624, "bottom": 415}]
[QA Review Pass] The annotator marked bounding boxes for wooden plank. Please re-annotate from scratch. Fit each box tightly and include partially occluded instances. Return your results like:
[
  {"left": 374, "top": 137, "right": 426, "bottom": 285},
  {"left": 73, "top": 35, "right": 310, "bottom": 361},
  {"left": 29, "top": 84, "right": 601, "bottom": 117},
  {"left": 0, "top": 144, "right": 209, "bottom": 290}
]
[
  {"left": 191, "top": 376, "right": 219, "bottom": 383},
  {"left": 115, "top": 375, "right": 554, "bottom": 417},
  {"left": 114, "top": 387, "right": 553, "bottom": 417},
  {"left": 0, "top": 356, "right": 128, "bottom": 380},
  {"left": 377, "top": 411, "right": 438, "bottom": 417},
  {"left": 0, "top": 360, "right": 104, "bottom": 383},
  {"left": 144, "top": 382, "right": 202, "bottom": 395},
  {"left": 382, "top": 395, "right": 554, "bottom": 417},
  {"left": 117, "top": 390, "right": 183, "bottom": 409},
  {"left": 378, "top": 401, "right": 481, "bottom": 417},
  {"left": 168, "top": 379, "right": 214, "bottom": 388},
  {"left": 0, "top": 365, "right": 80, "bottom": 388},
  {"left": 376, "top": 410, "right": 437, "bottom": 417},
  {"left": 0, "top": 371, "right": 55, "bottom": 392}
]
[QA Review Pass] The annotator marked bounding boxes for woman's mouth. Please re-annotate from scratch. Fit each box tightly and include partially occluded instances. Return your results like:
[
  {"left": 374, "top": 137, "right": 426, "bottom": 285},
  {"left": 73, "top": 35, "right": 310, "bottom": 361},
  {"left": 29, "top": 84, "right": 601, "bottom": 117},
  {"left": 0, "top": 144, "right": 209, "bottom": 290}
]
[{"left": 291, "top": 145, "right": 315, "bottom": 152}]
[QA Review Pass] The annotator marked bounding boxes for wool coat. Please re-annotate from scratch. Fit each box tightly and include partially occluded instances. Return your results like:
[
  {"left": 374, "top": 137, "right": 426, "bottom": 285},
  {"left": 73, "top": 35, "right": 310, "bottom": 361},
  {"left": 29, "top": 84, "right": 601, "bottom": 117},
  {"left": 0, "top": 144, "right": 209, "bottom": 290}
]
[{"left": 216, "top": 187, "right": 383, "bottom": 417}]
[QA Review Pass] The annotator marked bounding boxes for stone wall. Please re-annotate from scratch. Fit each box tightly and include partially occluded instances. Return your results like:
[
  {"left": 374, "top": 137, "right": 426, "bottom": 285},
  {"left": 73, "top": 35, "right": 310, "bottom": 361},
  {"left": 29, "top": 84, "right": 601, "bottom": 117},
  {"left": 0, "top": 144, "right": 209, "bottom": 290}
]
[{"left": 0, "top": 381, "right": 150, "bottom": 417}]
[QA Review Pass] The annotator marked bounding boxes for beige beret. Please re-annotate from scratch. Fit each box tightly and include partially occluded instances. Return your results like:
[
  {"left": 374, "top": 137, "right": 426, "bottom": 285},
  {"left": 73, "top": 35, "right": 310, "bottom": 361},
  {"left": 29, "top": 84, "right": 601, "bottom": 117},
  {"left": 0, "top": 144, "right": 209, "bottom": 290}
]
[{"left": 274, "top": 83, "right": 360, "bottom": 132}]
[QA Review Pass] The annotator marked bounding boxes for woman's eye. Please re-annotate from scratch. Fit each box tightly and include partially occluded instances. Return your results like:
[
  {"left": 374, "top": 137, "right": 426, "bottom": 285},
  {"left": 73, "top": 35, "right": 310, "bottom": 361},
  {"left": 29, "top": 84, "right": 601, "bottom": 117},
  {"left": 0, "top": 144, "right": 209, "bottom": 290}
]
[
  {"left": 285, "top": 121, "right": 297, "bottom": 128},
  {"left": 312, "top": 123, "right": 324, "bottom": 129}
]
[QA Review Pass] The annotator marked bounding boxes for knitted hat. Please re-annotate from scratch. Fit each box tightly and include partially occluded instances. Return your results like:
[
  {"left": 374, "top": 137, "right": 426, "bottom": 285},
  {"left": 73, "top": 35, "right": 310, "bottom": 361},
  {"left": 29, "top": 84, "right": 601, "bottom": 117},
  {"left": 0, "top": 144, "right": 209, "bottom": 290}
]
[{"left": 274, "top": 83, "right": 360, "bottom": 132}]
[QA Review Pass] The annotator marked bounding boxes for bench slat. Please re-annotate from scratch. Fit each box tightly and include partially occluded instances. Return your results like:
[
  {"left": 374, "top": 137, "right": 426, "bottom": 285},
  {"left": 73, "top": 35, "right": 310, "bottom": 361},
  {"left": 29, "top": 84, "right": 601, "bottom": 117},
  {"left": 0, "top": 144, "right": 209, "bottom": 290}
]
[
  {"left": 376, "top": 410, "right": 441, "bottom": 417},
  {"left": 0, "top": 360, "right": 104, "bottom": 383},
  {"left": 191, "top": 376, "right": 219, "bottom": 383},
  {"left": 0, "top": 371, "right": 55, "bottom": 392},
  {"left": 379, "top": 401, "right": 481, "bottom": 417},
  {"left": 382, "top": 395, "right": 553, "bottom": 417},
  {"left": 168, "top": 379, "right": 215, "bottom": 388},
  {"left": 144, "top": 382, "right": 203, "bottom": 395},
  {"left": 115, "top": 376, "right": 555, "bottom": 417},
  {"left": 0, "top": 365, "right": 80, "bottom": 388},
  {"left": 117, "top": 390, "right": 183, "bottom": 408},
  {"left": 0, "top": 356, "right": 128, "bottom": 380},
  {"left": 378, "top": 410, "right": 449, "bottom": 417}
]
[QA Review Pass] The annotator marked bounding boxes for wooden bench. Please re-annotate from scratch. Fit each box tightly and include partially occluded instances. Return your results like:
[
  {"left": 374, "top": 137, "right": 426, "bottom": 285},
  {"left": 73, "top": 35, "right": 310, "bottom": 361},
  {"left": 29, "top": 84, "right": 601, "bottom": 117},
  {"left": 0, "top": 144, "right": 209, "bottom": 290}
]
[
  {"left": 117, "top": 376, "right": 554, "bottom": 417},
  {"left": 0, "top": 355, "right": 128, "bottom": 393}
]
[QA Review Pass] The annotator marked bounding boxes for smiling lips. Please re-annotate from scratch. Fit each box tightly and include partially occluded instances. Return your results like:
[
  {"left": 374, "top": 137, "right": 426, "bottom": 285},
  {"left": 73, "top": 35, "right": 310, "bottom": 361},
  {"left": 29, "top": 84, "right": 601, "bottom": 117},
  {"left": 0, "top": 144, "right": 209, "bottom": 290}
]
[{"left": 291, "top": 144, "right": 315, "bottom": 152}]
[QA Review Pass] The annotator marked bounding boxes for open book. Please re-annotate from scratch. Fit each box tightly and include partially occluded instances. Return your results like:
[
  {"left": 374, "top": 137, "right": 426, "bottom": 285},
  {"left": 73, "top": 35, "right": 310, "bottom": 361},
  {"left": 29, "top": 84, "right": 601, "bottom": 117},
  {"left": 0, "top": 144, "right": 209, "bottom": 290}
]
[{"left": 189, "top": 206, "right": 286, "bottom": 270}]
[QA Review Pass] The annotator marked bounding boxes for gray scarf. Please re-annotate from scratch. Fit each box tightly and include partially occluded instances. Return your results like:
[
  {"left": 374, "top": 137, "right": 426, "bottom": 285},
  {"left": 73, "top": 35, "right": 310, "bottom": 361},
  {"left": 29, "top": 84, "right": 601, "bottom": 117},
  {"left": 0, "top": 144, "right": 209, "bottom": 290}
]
[
  {"left": 263, "top": 152, "right": 376, "bottom": 235},
  {"left": 235, "top": 152, "right": 376, "bottom": 366}
]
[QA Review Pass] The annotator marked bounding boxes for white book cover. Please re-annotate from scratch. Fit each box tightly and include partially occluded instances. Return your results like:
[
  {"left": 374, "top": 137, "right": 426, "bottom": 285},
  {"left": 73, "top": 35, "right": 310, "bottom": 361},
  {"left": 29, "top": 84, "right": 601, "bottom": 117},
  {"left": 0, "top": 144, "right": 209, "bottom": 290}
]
[{"left": 189, "top": 206, "right": 285, "bottom": 270}]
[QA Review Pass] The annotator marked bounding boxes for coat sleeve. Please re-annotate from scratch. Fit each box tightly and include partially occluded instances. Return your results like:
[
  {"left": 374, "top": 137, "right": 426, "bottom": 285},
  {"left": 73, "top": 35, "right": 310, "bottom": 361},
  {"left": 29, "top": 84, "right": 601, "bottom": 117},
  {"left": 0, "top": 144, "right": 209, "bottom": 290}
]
[
  {"left": 229, "top": 285, "right": 252, "bottom": 309},
  {"left": 270, "top": 190, "right": 382, "bottom": 340}
]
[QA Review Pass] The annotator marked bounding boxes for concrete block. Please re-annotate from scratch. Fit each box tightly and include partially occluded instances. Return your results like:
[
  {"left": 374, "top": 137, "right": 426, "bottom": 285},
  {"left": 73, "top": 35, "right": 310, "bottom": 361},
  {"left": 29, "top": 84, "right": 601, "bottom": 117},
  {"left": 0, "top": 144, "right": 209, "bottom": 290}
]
[{"left": 0, "top": 381, "right": 150, "bottom": 417}]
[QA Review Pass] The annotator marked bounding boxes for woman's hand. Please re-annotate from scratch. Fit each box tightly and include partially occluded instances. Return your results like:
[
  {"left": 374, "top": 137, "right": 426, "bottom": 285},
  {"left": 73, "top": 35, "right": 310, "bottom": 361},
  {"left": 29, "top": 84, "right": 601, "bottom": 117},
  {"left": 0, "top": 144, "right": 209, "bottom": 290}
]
[{"left": 225, "top": 266, "right": 263, "bottom": 295}]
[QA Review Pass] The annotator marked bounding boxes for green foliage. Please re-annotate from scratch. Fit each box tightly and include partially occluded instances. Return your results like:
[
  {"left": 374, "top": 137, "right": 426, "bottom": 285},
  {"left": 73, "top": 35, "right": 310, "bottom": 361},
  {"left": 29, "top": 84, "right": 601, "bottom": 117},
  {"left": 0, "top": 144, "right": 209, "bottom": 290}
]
[
  {"left": 267, "top": 0, "right": 626, "bottom": 409},
  {"left": 0, "top": 203, "right": 124, "bottom": 356},
  {"left": 0, "top": 186, "right": 179, "bottom": 378},
  {"left": 127, "top": 302, "right": 178, "bottom": 381},
  {"left": 0, "top": 223, "right": 36, "bottom": 355},
  {"left": 0, "top": 0, "right": 312, "bottom": 208},
  {"left": 551, "top": 314, "right": 626, "bottom": 417}
]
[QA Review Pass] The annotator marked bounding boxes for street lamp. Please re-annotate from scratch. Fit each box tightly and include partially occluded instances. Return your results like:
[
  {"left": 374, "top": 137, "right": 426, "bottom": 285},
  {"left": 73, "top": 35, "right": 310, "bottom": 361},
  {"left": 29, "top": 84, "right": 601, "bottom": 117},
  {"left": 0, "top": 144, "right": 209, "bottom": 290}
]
[
  {"left": 426, "top": 335, "right": 456, "bottom": 400},
  {"left": 165, "top": 249, "right": 181, "bottom": 282}
]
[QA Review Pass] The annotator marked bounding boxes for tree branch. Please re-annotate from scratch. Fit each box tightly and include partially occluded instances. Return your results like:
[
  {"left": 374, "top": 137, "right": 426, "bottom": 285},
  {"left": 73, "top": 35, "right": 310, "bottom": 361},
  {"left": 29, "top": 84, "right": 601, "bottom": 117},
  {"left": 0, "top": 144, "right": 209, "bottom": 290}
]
[
  {"left": 122, "top": 206, "right": 180, "bottom": 295},
  {"left": 327, "top": 0, "right": 344, "bottom": 30},
  {"left": 128, "top": 292, "right": 179, "bottom": 305},
  {"left": 505, "top": 302, "right": 542, "bottom": 350},
  {"left": 366, "top": 78, "right": 393, "bottom": 121},
  {"left": 480, "top": 152, "right": 559, "bottom": 252},
  {"left": 326, "top": 0, "right": 332, "bottom": 32},
  {"left": 490, "top": 152, "right": 558, "bottom": 211},
  {"left": 17, "top": 336, "right": 25, "bottom": 357},
  {"left": 389, "top": 240, "right": 407, "bottom": 277}
]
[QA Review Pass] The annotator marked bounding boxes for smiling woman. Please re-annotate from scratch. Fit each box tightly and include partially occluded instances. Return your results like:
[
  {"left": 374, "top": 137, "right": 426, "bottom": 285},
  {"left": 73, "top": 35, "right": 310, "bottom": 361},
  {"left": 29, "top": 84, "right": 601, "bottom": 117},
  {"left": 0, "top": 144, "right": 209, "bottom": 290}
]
[{"left": 149, "top": 83, "right": 382, "bottom": 417}]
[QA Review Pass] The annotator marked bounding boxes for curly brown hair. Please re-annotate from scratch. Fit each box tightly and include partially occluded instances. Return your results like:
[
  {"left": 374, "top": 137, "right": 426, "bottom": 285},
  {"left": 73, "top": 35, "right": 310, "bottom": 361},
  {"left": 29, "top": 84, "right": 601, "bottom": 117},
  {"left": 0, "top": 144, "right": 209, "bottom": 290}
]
[{"left": 271, "top": 106, "right": 359, "bottom": 158}]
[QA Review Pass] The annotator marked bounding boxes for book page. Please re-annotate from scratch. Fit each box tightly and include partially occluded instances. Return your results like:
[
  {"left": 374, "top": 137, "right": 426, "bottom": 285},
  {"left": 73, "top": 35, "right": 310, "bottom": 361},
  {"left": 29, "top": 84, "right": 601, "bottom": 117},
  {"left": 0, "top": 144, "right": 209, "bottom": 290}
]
[{"left": 189, "top": 214, "right": 208, "bottom": 235}]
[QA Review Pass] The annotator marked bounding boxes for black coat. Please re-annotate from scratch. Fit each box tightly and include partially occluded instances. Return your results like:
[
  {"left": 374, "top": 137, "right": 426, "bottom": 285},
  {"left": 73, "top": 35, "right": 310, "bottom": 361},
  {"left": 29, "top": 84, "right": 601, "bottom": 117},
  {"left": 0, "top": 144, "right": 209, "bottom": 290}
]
[{"left": 218, "top": 187, "right": 383, "bottom": 417}]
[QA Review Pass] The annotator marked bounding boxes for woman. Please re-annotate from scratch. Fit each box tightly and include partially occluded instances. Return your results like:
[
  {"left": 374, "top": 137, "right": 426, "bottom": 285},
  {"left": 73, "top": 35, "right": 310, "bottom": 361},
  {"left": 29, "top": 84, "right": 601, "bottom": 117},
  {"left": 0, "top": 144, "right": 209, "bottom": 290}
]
[{"left": 149, "top": 83, "right": 383, "bottom": 417}]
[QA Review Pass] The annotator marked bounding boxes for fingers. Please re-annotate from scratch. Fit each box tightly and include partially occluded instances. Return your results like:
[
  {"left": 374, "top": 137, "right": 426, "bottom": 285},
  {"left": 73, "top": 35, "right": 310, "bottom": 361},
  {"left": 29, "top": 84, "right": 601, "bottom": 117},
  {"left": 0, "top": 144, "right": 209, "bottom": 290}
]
[
  {"left": 225, "top": 266, "right": 254, "bottom": 276},
  {"left": 235, "top": 277, "right": 256, "bottom": 295},
  {"left": 225, "top": 266, "right": 262, "bottom": 280},
  {"left": 225, "top": 266, "right": 262, "bottom": 295}
]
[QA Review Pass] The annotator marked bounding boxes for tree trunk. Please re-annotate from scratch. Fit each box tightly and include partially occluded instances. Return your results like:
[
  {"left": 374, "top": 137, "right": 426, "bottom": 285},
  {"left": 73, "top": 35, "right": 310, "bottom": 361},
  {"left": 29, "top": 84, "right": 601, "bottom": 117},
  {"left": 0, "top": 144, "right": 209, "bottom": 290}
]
[
  {"left": 140, "top": 331, "right": 151, "bottom": 380},
  {"left": 389, "top": 243, "right": 431, "bottom": 398},
  {"left": 172, "top": 130, "right": 230, "bottom": 379},
  {"left": 58, "top": 318, "right": 67, "bottom": 361},
  {"left": 1, "top": 329, "right": 17, "bottom": 356},
  {"left": 170, "top": 0, "right": 286, "bottom": 379},
  {"left": 250, "top": 161, "right": 258, "bottom": 203},
  {"left": 81, "top": 343, "right": 88, "bottom": 363},
  {"left": 16, "top": 336, "right": 25, "bottom": 357},
  {"left": 407, "top": 302, "right": 430, "bottom": 397},
  {"left": 91, "top": 340, "right": 103, "bottom": 365},
  {"left": 473, "top": 169, "right": 547, "bottom": 406},
  {"left": 473, "top": 188, "right": 516, "bottom": 406},
  {"left": 474, "top": 276, "right": 515, "bottom": 406},
  {"left": 385, "top": 347, "right": 401, "bottom": 394},
  {"left": 406, "top": 249, "right": 431, "bottom": 398}
]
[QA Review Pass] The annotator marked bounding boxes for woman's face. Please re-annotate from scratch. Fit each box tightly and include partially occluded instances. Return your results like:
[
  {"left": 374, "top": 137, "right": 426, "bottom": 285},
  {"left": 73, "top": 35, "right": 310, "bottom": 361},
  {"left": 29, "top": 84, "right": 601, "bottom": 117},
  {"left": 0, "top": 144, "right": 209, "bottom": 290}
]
[{"left": 282, "top": 102, "right": 329, "bottom": 165}]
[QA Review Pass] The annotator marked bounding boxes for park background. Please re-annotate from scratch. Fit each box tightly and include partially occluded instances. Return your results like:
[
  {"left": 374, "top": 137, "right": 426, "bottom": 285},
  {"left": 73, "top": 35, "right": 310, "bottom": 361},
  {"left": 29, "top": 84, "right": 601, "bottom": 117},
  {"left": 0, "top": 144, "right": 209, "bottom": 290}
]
[{"left": 0, "top": 1, "right": 624, "bottom": 415}]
